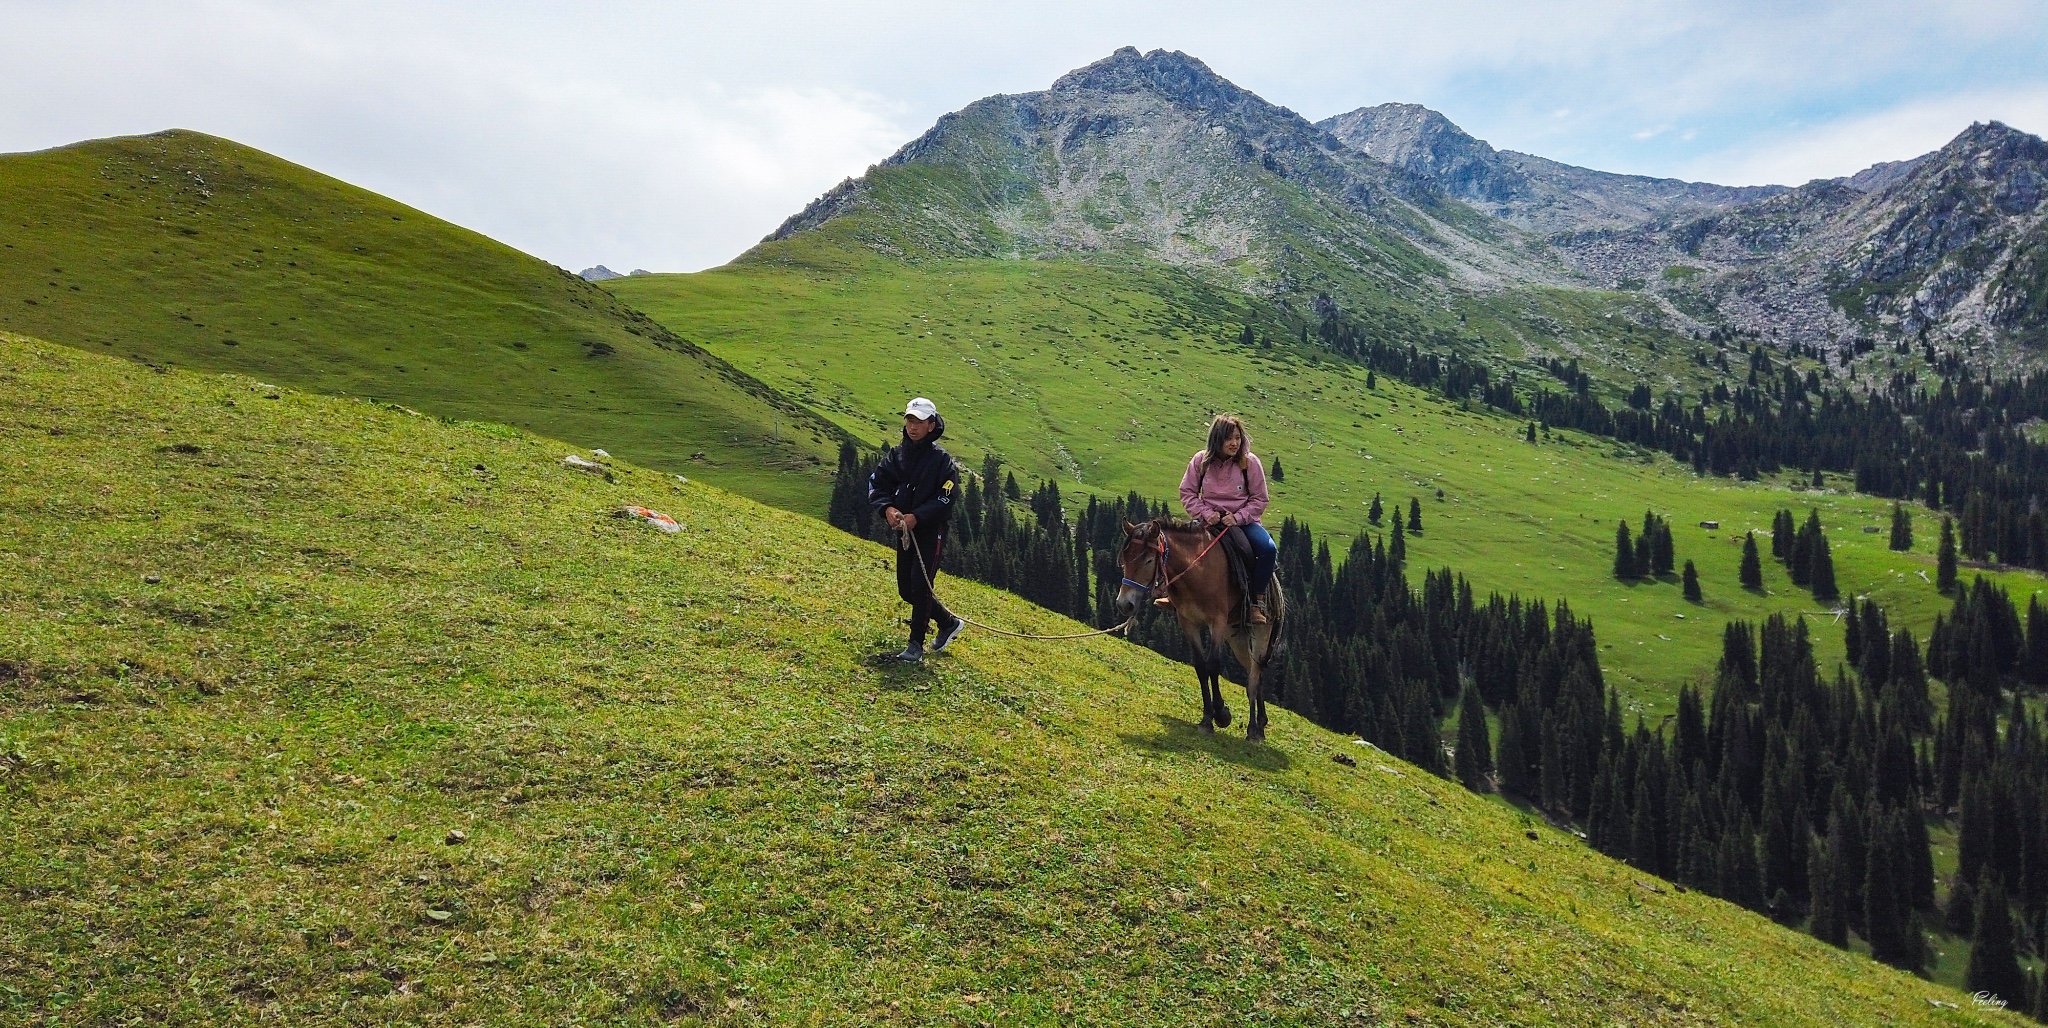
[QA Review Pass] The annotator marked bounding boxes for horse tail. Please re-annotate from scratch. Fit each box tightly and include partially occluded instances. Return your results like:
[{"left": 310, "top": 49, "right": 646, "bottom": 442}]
[{"left": 1259, "top": 576, "right": 1286, "bottom": 669}]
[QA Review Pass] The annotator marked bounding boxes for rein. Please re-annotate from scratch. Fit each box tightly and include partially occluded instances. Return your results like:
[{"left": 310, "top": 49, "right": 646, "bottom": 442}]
[
  {"left": 1121, "top": 522, "right": 1227, "bottom": 598},
  {"left": 901, "top": 525, "right": 1133, "bottom": 641}
]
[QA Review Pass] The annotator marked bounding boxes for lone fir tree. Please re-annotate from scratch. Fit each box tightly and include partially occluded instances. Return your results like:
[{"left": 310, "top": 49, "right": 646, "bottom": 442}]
[
  {"left": 1407, "top": 496, "right": 1422, "bottom": 533},
  {"left": 1682, "top": 559, "right": 1702, "bottom": 602},
  {"left": 1367, "top": 492, "right": 1383, "bottom": 526},
  {"left": 1740, "top": 531, "right": 1764, "bottom": 590},
  {"left": 1270, "top": 457, "right": 1284, "bottom": 482}
]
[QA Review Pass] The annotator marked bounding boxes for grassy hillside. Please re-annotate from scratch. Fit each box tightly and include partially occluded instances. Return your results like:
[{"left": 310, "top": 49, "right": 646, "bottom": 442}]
[
  {"left": 0, "top": 130, "right": 845, "bottom": 510},
  {"left": 0, "top": 333, "right": 2014, "bottom": 1025},
  {"left": 611, "top": 245, "right": 2048, "bottom": 715}
]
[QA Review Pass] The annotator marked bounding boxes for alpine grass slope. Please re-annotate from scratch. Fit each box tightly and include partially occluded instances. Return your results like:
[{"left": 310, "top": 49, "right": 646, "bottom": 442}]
[
  {"left": 0, "top": 129, "right": 848, "bottom": 510},
  {"left": 0, "top": 333, "right": 2020, "bottom": 1024}
]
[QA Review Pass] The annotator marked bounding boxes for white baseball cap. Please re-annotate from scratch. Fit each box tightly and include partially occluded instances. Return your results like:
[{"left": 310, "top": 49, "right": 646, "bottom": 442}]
[{"left": 904, "top": 397, "right": 939, "bottom": 420}]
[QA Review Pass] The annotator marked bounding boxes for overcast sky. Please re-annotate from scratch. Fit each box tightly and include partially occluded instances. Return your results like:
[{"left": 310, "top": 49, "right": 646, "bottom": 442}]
[{"left": 6, "top": 1, "right": 2045, "bottom": 272}]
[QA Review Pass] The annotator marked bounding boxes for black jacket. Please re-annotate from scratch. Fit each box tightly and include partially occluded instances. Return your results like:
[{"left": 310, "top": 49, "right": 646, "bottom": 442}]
[{"left": 868, "top": 416, "right": 959, "bottom": 531}]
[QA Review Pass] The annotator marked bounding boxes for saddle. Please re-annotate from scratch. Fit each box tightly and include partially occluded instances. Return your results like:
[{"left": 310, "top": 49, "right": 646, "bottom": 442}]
[{"left": 1210, "top": 524, "right": 1258, "bottom": 626}]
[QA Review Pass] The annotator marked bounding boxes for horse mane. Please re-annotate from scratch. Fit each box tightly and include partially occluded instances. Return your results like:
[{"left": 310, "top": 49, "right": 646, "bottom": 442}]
[{"left": 1147, "top": 515, "right": 1208, "bottom": 534}]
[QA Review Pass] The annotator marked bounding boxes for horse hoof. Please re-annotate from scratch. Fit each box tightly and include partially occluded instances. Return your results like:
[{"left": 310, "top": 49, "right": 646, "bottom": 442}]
[
  {"left": 1215, "top": 705, "right": 1232, "bottom": 728},
  {"left": 1200, "top": 719, "right": 1215, "bottom": 735},
  {"left": 1247, "top": 727, "right": 1265, "bottom": 743}
]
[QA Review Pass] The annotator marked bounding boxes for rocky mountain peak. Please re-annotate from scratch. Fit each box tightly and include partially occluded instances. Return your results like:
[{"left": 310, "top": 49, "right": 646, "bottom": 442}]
[
  {"left": 1047, "top": 47, "right": 1271, "bottom": 119},
  {"left": 1317, "top": 103, "right": 1784, "bottom": 231},
  {"left": 1912, "top": 121, "right": 2047, "bottom": 214},
  {"left": 1322, "top": 103, "right": 1495, "bottom": 168},
  {"left": 1320, "top": 103, "right": 1517, "bottom": 203}
]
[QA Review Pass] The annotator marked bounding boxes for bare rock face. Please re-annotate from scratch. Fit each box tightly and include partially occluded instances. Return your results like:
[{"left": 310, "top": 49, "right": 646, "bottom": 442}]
[
  {"left": 1555, "top": 122, "right": 2048, "bottom": 357},
  {"left": 1319, "top": 103, "right": 1784, "bottom": 234},
  {"left": 578, "top": 265, "right": 623, "bottom": 282}
]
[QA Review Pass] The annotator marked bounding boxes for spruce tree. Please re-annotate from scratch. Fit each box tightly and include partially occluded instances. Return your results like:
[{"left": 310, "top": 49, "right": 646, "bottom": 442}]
[
  {"left": 2024, "top": 597, "right": 2048, "bottom": 689},
  {"left": 1808, "top": 530, "right": 1838, "bottom": 600},
  {"left": 1772, "top": 509, "right": 1794, "bottom": 560},
  {"left": 1938, "top": 516, "right": 1959, "bottom": 594},
  {"left": 1809, "top": 835, "right": 1846, "bottom": 945},
  {"left": 1829, "top": 787, "right": 1868, "bottom": 939},
  {"left": 1650, "top": 516, "right": 1675, "bottom": 576},
  {"left": 1888, "top": 501, "right": 1913, "bottom": 551},
  {"left": 1628, "top": 773, "right": 1661, "bottom": 873},
  {"left": 1947, "top": 876, "right": 1977, "bottom": 936},
  {"left": 1407, "top": 497, "right": 1422, "bottom": 533},
  {"left": 826, "top": 439, "right": 868, "bottom": 535},
  {"left": 1717, "top": 811, "right": 1764, "bottom": 910},
  {"left": 1845, "top": 597, "right": 1865, "bottom": 667},
  {"left": 1367, "top": 492, "right": 1383, "bottom": 526},
  {"left": 1524, "top": 422, "right": 1537, "bottom": 443},
  {"left": 1682, "top": 560, "right": 1702, "bottom": 602},
  {"left": 1740, "top": 532, "right": 1764, "bottom": 590},
  {"left": 1271, "top": 457, "right": 1284, "bottom": 482},
  {"left": 1004, "top": 471, "right": 1021, "bottom": 500},
  {"left": 1389, "top": 520, "right": 1406, "bottom": 567},
  {"left": 1864, "top": 808, "right": 1922, "bottom": 971},
  {"left": 1495, "top": 702, "right": 1529, "bottom": 798},
  {"left": 1366, "top": 369, "right": 1377, "bottom": 389},
  {"left": 1966, "top": 879, "right": 2027, "bottom": 1010},
  {"left": 1759, "top": 769, "right": 1799, "bottom": 911},
  {"left": 1789, "top": 510, "right": 1821, "bottom": 586},
  {"left": 1455, "top": 683, "right": 1493, "bottom": 791},
  {"left": 1615, "top": 521, "right": 1638, "bottom": 580}
]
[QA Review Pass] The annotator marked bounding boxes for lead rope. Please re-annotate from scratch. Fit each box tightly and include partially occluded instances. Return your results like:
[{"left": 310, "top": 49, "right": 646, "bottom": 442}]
[{"left": 899, "top": 523, "right": 1134, "bottom": 641}]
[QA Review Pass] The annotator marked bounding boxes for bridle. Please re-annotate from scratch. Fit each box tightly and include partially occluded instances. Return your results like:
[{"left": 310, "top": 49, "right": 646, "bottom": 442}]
[
  {"left": 1120, "top": 522, "right": 1227, "bottom": 600},
  {"left": 1120, "top": 528, "right": 1171, "bottom": 597}
]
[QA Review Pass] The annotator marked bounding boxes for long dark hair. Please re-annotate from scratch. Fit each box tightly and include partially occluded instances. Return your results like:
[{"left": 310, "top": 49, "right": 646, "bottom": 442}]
[{"left": 1204, "top": 414, "right": 1249, "bottom": 467}]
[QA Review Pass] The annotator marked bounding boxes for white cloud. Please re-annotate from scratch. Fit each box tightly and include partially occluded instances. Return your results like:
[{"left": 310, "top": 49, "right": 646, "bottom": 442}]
[
  {"left": 1679, "top": 86, "right": 2048, "bottom": 186},
  {"left": 3, "top": 1, "right": 2046, "bottom": 265}
]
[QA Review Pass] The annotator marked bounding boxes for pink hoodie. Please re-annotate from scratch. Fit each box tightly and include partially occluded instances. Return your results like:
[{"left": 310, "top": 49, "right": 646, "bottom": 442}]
[{"left": 1179, "top": 451, "right": 1269, "bottom": 524}]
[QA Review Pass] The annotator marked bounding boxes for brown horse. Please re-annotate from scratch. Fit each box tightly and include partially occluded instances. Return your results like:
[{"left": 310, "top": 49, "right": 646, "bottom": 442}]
[{"left": 1115, "top": 518, "right": 1285, "bottom": 741}]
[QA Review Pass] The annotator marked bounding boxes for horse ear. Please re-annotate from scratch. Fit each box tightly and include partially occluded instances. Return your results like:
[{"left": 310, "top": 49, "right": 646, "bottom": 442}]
[{"left": 1122, "top": 519, "right": 1136, "bottom": 534}]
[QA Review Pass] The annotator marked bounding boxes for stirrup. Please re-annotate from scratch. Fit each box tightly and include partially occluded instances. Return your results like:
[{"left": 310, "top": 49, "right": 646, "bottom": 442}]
[{"left": 1248, "top": 600, "right": 1270, "bottom": 625}]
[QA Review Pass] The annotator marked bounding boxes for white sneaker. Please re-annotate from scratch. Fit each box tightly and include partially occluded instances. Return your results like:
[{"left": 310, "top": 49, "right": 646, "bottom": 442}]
[{"left": 931, "top": 616, "right": 966, "bottom": 653}]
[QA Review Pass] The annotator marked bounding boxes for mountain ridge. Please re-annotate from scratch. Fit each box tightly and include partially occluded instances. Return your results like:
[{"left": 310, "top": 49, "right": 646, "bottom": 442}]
[
  {"left": 763, "top": 48, "right": 2048, "bottom": 364},
  {"left": 1317, "top": 102, "right": 1787, "bottom": 234},
  {"left": 755, "top": 47, "right": 1564, "bottom": 304}
]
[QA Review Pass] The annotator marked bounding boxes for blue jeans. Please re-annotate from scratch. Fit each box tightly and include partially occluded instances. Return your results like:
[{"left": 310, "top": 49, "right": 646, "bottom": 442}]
[{"left": 1240, "top": 521, "right": 1276, "bottom": 599}]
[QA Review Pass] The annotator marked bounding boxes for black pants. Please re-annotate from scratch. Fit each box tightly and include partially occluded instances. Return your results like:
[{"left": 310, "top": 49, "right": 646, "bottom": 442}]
[{"left": 895, "top": 528, "right": 954, "bottom": 646}]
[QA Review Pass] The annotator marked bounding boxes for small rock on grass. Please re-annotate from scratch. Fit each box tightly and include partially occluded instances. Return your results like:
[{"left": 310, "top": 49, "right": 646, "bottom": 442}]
[{"left": 445, "top": 829, "right": 468, "bottom": 845}]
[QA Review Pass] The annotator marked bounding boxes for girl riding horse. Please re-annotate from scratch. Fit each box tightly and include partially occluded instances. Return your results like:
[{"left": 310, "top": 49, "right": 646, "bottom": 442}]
[{"left": 1178, "top": 414, "right": 1277, "bottom": 625}]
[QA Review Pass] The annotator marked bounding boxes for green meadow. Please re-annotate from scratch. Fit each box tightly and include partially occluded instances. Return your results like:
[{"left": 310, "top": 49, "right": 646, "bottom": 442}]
[
  {"left": 1, "top": 333, "right": 2022, "bottom": 1025},
  {"left": 0, "top": 130, "right": 844, "bottom": 510},
  {"left": 611, "top": 247, "right": 2047, "bottom": 717}
]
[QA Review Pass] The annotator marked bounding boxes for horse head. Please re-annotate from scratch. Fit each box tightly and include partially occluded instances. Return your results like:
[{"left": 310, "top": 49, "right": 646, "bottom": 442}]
[{"left": 1115, "top": 519, "right": 1166, "bottom": 616}]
